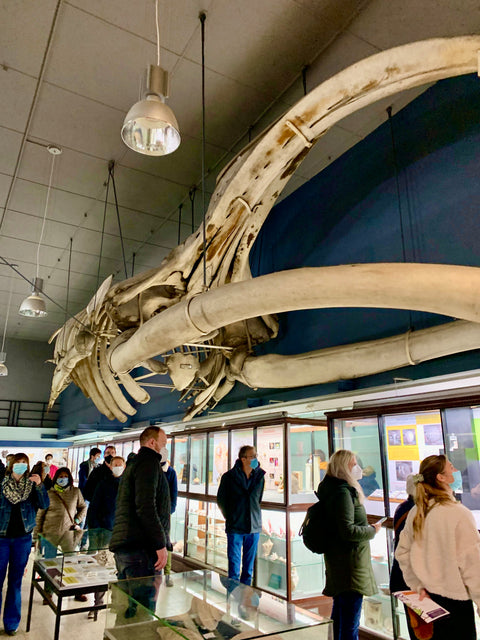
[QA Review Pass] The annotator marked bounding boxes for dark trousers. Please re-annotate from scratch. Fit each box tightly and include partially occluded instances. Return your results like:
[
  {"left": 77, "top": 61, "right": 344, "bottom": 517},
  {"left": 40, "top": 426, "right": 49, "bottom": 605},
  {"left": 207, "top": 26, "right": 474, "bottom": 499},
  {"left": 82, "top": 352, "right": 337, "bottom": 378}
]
[
  {"left": 114, "top": 549, "right": 157, "bottom": 613},
  {"left": 226, "top": 533, "right": 259, "bottom": 585},
  {"left": 428, "top": 592, "right": 476, "bottom": 640},
  {"left": 0, "top": 534, "right": 32, "bottom": 632},
  {"left": 331, "top": 590, "right": 363, "bottom": 640}
]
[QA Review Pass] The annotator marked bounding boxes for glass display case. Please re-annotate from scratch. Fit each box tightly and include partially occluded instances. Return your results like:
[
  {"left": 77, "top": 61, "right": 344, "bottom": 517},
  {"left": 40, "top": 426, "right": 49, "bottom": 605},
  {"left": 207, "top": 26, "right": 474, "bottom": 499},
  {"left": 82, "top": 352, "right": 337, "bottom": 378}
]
[
  {"left": 206, "top": 502, "right": 228, "bottom": 571},
  {"left": 173, "top": 435, "right": 189, "bottom": 492},
  {"left": 288, "top": 511, "right": 325, "bottom": 599},
  {"left": 257, "top": 424, "right": 285, "bottom": 503},
  {"left": 171, "top": 496, "right": 186, "bottom": 556},
  {"left": 208, "top": 430, "right": 228, "bottom": 495},
  {"left": 289, "top": 423, "right": 329, "bottom": 503},
  {"left": 256, "top": 509, "right": 288, "bottom": 597},
  {"left": 190, "top": 433, "right": 207, "bottom": 493},
  {"left": 106, "top": 570, "right": 333, "bottom": 640},
  {"left": 186, "top": 499, "right": 207, "bottom": 563},
  {"left": 230, "top": 427, "right": 254, "bottom": 465}
]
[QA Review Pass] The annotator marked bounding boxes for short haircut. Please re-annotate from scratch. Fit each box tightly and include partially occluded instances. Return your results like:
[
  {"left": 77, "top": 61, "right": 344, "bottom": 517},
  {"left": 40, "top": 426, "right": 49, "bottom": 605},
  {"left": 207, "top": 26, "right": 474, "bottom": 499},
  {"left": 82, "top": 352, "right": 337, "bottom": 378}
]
[
  {"left": 53, "top": 467, "right": 74, "bottom": 487},
  {"left": 140, "top": 426, "right": 164, "bottom": 445},
  {"left": 111, "top": 456, "right": 125, "bottom": 464},
  {"left": 105, "top": 444, "right": 116, "bottom": 453},
  {"left": 8, "top": 452, "right": 29, "bottom": 473},
  {"left": 89, "top": 447, "right": 101, "bottom": 458},
  {"left": 45, "top": 453, "right": 53, "bottom": 460},
  {"left": 238, "top": 445, "right": 255, "bottom": 459}
]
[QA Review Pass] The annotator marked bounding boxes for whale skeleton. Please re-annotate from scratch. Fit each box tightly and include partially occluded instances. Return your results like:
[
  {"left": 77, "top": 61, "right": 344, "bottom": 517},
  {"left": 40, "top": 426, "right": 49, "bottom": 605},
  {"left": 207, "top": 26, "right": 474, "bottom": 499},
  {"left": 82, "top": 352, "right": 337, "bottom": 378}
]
[{"left": 48, "top": 36, "right": 480, "bottom": 421}]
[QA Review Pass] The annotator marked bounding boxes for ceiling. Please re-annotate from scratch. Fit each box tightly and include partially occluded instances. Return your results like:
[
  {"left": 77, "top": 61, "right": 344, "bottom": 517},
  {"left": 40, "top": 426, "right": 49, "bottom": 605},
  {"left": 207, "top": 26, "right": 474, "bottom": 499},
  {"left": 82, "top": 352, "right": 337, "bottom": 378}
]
[{"left": 0, "top": 0, "right": 479, "bottom": 345}]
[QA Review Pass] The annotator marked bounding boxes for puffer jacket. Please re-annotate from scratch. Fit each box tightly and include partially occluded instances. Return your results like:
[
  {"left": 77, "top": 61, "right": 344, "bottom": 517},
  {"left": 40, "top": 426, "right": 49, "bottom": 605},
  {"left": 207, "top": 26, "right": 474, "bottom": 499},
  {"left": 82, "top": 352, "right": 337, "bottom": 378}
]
[
  {"left": 0, "top": 481, "right": 49, "bottom": 536},
  {"left": 217, "top": 460, "right": 265, "bottom": 534},
  {"left": 110, "top": 446, "right": 171, "bottom": 554},
  {"left": 35, "top": 485, "right": 87, "bottom": 552},
  {"left": 317, "top": 474, "right": 377, "bottom": 597}
]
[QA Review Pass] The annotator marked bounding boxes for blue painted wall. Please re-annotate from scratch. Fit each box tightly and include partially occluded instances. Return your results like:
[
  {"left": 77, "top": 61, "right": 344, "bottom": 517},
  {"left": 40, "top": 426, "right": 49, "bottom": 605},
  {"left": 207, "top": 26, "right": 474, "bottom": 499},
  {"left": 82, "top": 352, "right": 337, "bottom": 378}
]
[{"left": 58, "top": 74, "right": 480, "bottom": 435}]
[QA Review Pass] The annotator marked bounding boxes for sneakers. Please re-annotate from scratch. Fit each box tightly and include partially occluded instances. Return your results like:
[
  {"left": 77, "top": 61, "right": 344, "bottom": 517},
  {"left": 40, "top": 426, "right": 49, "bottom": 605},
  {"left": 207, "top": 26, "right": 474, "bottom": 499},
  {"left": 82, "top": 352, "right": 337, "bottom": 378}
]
[{"left": 5, "top": 630, "right": 17, "bottom": 636}]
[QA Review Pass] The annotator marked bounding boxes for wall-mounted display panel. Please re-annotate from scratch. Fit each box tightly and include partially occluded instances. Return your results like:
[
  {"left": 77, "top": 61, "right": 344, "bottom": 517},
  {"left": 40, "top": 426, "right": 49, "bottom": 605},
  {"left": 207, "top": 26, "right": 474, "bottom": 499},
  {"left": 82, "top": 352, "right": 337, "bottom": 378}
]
[{"left": 257, "top": 424, "right": 284, "bottom": 503}]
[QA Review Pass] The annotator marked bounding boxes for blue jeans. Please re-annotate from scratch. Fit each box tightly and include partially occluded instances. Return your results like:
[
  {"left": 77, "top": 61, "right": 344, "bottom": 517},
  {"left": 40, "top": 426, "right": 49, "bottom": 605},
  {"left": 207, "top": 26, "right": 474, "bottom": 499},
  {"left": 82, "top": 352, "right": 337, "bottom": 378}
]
[
  {"left": 114, "top": 549, "right": 157, "bottom": 613},
  {"left": 0, "top": 534, "right": 32, "bottom": 632},
  {"left": 331, "top": 590, "right": 363, "bottom": 640},
  {"left": 226, "top": 533, "right": 259, "bottom": 585}
]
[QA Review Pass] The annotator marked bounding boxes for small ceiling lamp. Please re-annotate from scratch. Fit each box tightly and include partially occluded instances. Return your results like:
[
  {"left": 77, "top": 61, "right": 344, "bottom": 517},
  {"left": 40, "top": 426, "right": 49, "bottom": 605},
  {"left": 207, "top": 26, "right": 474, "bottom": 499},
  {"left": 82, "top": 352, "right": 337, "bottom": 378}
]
[
  {"left": 19, "top": 144, "right": 62, "bottom": 318},
  {"left": 121, "top": 0, "right": 180, "bottom": 156},
  {"left": 0, "top": 275, "right": 14, "bottom": 376}
]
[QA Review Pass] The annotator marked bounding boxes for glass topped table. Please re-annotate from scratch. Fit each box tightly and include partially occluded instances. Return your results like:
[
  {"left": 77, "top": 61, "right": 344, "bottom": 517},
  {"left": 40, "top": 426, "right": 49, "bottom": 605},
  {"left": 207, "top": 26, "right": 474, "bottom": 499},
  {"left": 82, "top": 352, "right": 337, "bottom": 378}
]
[{"left": 106, "top": 569, "right": 332, "bottom": 640}]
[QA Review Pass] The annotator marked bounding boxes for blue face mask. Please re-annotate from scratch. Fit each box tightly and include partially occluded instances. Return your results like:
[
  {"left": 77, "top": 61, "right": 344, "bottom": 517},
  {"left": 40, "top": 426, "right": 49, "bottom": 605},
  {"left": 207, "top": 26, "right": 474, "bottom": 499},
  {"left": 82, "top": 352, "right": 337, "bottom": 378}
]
[
  {"left": 250, "top": 458, "right": 259, "bottom": 470},
  {"left": 12, "top": 463, "right": 28, "bottom": 476},
  {"left": 450, "top": 470, "right": 462, "bottom": 492},
  {"left": 56, "top": 477, "right": 69, "bottom": 487}
]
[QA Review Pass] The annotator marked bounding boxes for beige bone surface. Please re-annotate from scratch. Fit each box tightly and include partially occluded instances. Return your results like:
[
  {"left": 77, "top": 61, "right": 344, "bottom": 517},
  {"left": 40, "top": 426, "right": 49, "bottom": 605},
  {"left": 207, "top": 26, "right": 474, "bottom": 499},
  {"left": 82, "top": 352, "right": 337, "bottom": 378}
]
[{"left": 49, "top": 37, "right": 480, "bottom": 420}]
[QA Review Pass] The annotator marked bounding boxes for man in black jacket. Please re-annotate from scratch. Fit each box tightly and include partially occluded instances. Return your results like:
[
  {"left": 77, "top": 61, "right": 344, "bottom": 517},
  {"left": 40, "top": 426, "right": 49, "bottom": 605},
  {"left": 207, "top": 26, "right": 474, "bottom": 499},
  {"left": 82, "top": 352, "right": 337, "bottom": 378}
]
[
  {"left": 217, "top": 445, "right": 265, "bottom": 585},
  {"left": 82, "top": 444, "right": 116, "bottom": 502},
  {"left": 110, "top": 426, "right": 170, "bottom": 611}
]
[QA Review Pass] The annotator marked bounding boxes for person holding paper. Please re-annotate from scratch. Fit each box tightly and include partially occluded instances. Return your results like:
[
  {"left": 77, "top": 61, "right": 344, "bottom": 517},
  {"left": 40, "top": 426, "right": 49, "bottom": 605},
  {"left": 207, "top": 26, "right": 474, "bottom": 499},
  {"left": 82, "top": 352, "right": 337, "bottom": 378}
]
[{"left": 396, "top": 454, "right": 480, "bottom": 639}]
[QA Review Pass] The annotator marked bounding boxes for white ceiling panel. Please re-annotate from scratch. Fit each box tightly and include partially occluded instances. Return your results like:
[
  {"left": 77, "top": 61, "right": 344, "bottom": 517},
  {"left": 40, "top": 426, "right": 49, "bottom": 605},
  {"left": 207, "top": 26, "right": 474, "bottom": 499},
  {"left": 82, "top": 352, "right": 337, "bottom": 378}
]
[
  {"left": 0, "top": 68, "right": 37, "bottom": 132},
  {"left": 0, "top": 0, "right": 58, "bottom": 77},
  {"left": 0, "top": 128, "right": 23, "bottom": 176}
]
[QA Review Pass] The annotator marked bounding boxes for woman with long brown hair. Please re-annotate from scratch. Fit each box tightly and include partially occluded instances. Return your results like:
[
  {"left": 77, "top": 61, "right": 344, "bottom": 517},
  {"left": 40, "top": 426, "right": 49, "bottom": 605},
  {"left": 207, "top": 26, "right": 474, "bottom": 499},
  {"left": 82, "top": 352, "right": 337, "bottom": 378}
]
[{"left": 396, "top": 454, "right": 480, "bottom": 639}]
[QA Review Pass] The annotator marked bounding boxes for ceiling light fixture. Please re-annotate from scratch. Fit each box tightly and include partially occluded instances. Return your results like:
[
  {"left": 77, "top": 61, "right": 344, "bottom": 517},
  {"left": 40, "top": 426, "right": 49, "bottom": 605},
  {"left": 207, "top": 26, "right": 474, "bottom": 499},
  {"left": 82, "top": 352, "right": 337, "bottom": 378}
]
[
  {"left": 121, "top": 0, "right": 180, "bottom": 156},
  {"left": 19, "top": 144, "right": 62, "bottom": 318},
  {"left": 0, "top": 275, "right": 14, "bottom": 376}
]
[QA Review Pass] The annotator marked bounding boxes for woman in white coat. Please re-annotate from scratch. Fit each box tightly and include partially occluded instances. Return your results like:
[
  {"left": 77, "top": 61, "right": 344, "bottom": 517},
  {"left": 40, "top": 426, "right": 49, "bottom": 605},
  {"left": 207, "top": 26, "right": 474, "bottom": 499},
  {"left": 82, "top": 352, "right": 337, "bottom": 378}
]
[{"left": 396, "top": 454, "right": 480, "bottom": 639}]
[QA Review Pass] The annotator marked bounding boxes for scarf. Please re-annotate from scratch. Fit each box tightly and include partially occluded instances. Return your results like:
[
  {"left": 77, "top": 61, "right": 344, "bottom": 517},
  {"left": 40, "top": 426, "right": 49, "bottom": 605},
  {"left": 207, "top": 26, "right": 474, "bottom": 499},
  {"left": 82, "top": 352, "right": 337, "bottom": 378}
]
[{"left": 2, "top": 474, "right": 33, "bottom": 504}]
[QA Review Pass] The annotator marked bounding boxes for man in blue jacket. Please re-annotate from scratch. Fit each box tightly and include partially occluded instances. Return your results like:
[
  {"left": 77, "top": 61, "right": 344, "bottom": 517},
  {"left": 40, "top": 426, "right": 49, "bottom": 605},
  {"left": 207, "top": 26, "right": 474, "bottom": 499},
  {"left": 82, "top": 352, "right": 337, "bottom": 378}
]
[{"left": 217, "top": 445, "right": 265, "bottom": 585}]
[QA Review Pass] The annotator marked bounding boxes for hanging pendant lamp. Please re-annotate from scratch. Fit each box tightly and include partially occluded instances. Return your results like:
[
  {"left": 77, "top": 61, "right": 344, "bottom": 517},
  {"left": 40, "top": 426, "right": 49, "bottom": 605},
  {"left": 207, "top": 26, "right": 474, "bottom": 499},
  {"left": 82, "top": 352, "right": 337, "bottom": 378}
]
[
  {"left": 121, "top": 0, "right": 180, "bottom": 156},
  {"left": 19, "top": 144, "right": 61, "bottom": 318}
]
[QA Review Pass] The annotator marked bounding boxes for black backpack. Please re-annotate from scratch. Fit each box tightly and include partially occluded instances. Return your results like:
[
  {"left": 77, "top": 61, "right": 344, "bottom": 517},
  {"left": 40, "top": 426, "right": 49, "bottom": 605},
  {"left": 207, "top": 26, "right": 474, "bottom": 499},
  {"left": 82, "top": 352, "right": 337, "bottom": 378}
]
[{"left": 299, "top": 491, "right": 328, "bottom": 554}]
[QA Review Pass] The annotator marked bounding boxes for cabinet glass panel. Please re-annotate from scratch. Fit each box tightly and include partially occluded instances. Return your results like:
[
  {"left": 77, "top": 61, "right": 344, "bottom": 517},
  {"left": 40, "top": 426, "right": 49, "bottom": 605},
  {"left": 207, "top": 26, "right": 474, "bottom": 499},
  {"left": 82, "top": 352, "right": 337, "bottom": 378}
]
[
  {"left": 186, "top": 499, "right": 207, "bottom": 563},
  {"left": 361, "top": 527, "right": 394, "bottom": 638},
  {"left": 333, "top": 417, "right": 385, "bottom": 516},
  {"left": 189, "top": 433, "right": 207, "bottom": 493},
  {"left": 289, "top": 424, "right": 328, "bottom": 503},
  {"left": 384, "top": 411, "right": 443, "bottom": 513},
  {"left": 206, "top": 502, "right": 228, "bottom": 571},
  {"left": 257, "top": 425, "right": 284, "bottom": 503},
  {"left": 174, "top": 435, "right": 189, "bottom": 491},
  {"left": 288, "top": 511, "right": 325, "bottom": 599},
  {"left": 171, "top": 496, "right": 186, "bottom": 557},
  {"left": 230, "top": 428, "right": 253, "bottom": 466},
  {"left": 256, "top": 509, "right": 287, "bottom": 597},
  {"left": 208, "top": 431, "right": 229, "bottom": 496}
]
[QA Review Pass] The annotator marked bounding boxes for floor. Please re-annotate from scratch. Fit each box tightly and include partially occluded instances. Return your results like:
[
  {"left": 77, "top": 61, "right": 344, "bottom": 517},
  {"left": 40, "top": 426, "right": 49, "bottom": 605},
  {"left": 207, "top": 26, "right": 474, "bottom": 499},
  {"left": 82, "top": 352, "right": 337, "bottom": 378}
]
[{"left": 7, "top": 552, "right": 105, "bottom": 640}]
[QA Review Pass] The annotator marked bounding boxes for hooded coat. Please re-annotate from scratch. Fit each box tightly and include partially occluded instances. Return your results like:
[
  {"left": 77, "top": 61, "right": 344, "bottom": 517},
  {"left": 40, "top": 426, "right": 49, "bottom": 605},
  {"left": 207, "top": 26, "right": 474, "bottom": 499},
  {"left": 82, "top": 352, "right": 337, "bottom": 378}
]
[{"left": 317, "top": 474, "right": 377, "bottom": 597}]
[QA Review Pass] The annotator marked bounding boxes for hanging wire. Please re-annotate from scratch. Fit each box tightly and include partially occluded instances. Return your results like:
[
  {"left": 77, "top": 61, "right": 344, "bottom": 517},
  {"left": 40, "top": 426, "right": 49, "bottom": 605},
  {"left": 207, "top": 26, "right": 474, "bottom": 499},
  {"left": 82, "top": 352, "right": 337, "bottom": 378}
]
[
  {"left": 387, "top": 106, "right": 413, "bottom": 330},
  {"left": 302, "top": 65, "right": 309, "bottom": 96},
  {"left": 200, "top": 11, "right": 207, "bottom": 290},
  {"left": 177, "top": 203, "right": 184, "bottom": 245},
  {"left": 131, "top": 252, "right": 136, "bottom": 277},
  {"left": 155, "top": 0, "right": 161, "bottom": 67},
  {"left": 36, "top": 149, "right": 58, "bottom": 281},
  {"left": 189, "top": 187, "right": 196, "bottom": 233},
  {"left": 1, "top": 275, "right": 14, "bottom": 354},
  {"left": 96, "top": 168, "right": 111, "bottom": 293},
  {"left": 65, "top": 238, "right": 72, "bottom": 324},
  {"left": 109, "top": 161, "right": 128, "bottom": 279}
]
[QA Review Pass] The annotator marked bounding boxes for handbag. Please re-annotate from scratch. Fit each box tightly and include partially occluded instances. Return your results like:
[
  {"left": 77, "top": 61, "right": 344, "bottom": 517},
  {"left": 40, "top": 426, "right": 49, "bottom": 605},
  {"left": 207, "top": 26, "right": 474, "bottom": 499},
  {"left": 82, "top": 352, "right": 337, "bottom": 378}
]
[{"left": 52, "top": 492, "right": 84, "bottom": 549}]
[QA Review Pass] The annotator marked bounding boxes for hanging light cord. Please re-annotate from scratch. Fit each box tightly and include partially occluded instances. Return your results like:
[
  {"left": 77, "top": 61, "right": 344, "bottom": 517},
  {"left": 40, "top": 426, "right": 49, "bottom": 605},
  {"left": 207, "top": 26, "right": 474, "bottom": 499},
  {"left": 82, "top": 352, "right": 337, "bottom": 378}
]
[
  {"left": 1, "top": 277, "right": 13, "bottom": 354},
  {"left": 200, "top": 12, "right": 207, "bottom": 290},
  {"left": 36, "top": 151, "right": 57, "bottom": 281},
  {"left": 109, "top": 162, "right": 128, "bottom": 279},
  {"left": 189, "top": 187, "right": 196, "bottom": 233},
  {"left": 65, "top": 237, "right": 72, "bottom": 324},
  {"left": 96, "top": 169, "right": 110, "bottom": 293},
  {"left": 155, "top": 0, "right": 161, "bottom": 67},
  {"left": 177, "top": 203, "right": 183, "bottom": 245}
]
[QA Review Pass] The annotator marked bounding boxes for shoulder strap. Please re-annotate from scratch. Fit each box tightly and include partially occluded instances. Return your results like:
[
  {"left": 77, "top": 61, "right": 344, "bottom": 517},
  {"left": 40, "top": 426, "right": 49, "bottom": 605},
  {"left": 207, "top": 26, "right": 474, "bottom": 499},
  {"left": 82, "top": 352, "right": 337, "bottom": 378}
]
[
  {"left": 394, "top": 510, "right": 409, "bottom": 532},
  {"left": 53, "top": 491, "right": 76, "bottom": 526}
]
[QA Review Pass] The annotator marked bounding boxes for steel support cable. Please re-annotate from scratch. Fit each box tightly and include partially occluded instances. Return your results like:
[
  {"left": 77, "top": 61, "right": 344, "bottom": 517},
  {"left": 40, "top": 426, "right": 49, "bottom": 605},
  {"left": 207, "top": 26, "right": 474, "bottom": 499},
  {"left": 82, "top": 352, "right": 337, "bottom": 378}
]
[{"left": 109, "top": 162, "right": 128, "bottom": 280}]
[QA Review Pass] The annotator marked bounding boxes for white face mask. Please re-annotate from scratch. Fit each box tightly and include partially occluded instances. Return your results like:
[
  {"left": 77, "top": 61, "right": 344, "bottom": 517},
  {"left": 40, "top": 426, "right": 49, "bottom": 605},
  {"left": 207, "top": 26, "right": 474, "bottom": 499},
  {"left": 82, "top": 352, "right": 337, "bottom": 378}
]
[
  {"left": 351, "top": 464, "right": 363, "bottom": 480},
  {"left": 112, "top": 466, "right": 124, "bottom": 478},
  {"left": 159, "top": 447, "right": 168, "bottom": 464}
]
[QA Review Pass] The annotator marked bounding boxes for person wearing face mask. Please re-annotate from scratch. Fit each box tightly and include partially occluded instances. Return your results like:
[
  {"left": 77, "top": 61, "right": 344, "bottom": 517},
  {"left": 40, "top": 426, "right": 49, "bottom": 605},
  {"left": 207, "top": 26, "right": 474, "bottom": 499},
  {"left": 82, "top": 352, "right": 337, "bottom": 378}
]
[
  {"left": 78, "top": 448, "right": 101, "bottom": 495},
  {"left": 316, "top": 450, "right": 382, "bottom": 640},
  {"left": 44, "top": 454, "right": 58, "bottom": 480},
  {"left": 396, "top": 454, "right": 480, "bottom": 639},
  {"left": 35, "top": 468, "right": 87, "bottom": 555},
  {"left": 82, "top": 445, "right": 117, "bottom": 502},
  {"left": 110, "top": 427, "right": 171, "bottom": 613},
  {"left": 87, "top": 456, "right": 126, "bottom": 619},
  {"left": 160, "top": 451, "right": 177, "bottom": 587},
  {"left": 217, "top": 445, "right": 265, "bottom": 586},
  {"left": 0, "top": 454, "right": 48, "bottom": 635}
]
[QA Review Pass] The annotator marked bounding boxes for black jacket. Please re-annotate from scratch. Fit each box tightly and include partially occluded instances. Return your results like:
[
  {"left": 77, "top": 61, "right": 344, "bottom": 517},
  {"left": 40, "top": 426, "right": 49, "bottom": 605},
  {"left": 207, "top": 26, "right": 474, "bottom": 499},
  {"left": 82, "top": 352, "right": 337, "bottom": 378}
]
[
  {"left": 217, "top": 460, "right": 265, "bottom": 534},
  {"left": 109, "top": 446, "right": 171, "bottom": 554},
  {"left": 83, "top": 462, "right": 111, "bottom": 502},
  {"left": 87, "top": 473, "right": 120, "bottom": 531}
]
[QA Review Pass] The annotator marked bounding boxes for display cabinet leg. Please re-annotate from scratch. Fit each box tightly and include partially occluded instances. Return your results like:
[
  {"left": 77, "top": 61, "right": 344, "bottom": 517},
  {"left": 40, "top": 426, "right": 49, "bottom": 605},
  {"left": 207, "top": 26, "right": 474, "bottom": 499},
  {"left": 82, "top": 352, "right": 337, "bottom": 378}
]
[
  {"left": 54, "top": 596, "right": 62, "bottom": 640},
  {"left": 26, "top": 579, "right": 35, "bottom": 632}
]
